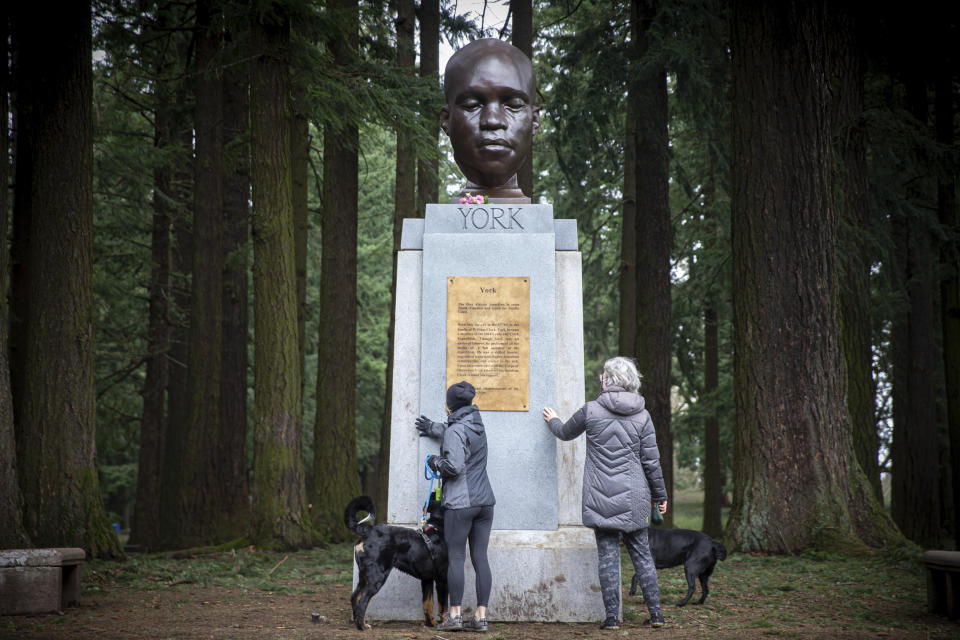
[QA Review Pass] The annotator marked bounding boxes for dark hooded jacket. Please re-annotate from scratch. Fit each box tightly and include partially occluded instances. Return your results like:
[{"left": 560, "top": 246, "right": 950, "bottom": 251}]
[
  {"left": 546, "top": 386, "right": 666, "bottom": 530},
  {"left": 429, "top": 405, "right": 496, "bottom": 510}
]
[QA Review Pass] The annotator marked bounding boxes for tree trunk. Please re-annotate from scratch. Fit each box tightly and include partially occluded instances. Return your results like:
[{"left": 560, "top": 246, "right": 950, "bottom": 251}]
[
  {"left": 618, "top": 20, "right": 638, "bottom": 358},
  {"left": 377, "top": 0, "right": 418, "bottom": 514},
  {"left": 511, "top": 0, "right": 534, "bottom": 198},
  {"left": 313, "top": 0, "right": 361, "bottom": 542},
  {"left": 290, "top": 44, "right": 309, "bottom": 395},
  {"left": 162, "top": 0, "right": 226, "bottom": 548},
  {"left": 935, "top": 55, "right": 960, "bottom": 549},
  {"left": 249, "top": 3, "right": 313, "bottom": 549},
  {"left": 728, "top": 0, "right": 900, "bottom": 552},
  {"left": 417, "top": 0, "right": 440, "bottom": 209},
  {"left": 13, "top": 0, "right": 121, "bottom": 557},
  {"left": 0, "top": 2, "right": 29, "bottom": 548},
  {"left": 702, "top": 302, "right": 723, "bottom": 537},
  {"left": 631, "top": 0, "right": 673, "bottom": 525},
  {"left": 161, "top": 41, "right": 195, "bottom": 546},
  {"left": 890, "top": 73, "right": 941, "bottom": 547},
  {"left": 830, "top": 7, "right": 881, "bottom": 501},
  {"left": 131, "top": 9, "right": 175, "bottom": 548},
  {"left": 220, "top": 23, "right": 251, "bottom": 537}
]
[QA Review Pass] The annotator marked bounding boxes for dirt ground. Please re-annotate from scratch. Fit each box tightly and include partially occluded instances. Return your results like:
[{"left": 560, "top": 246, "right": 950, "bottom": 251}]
[{"left": 1, "top": 577, "right": 954, "bottom": 640}]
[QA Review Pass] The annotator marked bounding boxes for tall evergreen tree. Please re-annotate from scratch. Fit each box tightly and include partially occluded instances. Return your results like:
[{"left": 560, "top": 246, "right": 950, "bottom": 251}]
[
  {"left": 12, "top": 0, "right": 121, "bottom": 556},
  {"left": 936, "top": 60, "right": 960, "bottom": 550},
  {"left": 830, "top": 6, "right": 881, "bottom": 500},
  {"left": 631, "top": 0, "right": 673, "bottom": 523},
  {"left": 0, "top": 1, "right": 28, "bottom": 548},
  {"left": 132, "top": 3, "right": 178, "bottom": 550},
  {"left": 162, "top": 0, "right": 227, "bottom": 548},
  {"left": 376, "top": 0, "right": 418, "bottom": 513},
  {"left": 511, "top": 0, "right": 534, "bottom": 197},
  {"left": 249, "top": 0, "right": 313, "bottom": 549},
  {"left": 220, "top": 15, "right": 252, "bottom": 537},
  {"left": 417, "top": 0, "right": 440, "bottom": 209},
  {"left": 890, "top": 70, "right": 941, "bottom": 547},
  {"left": 727, "top": 0, "right": 899, "bottom": 551},
  {"left": 313, "top": 0, "right": 362, "bottom": 542}
]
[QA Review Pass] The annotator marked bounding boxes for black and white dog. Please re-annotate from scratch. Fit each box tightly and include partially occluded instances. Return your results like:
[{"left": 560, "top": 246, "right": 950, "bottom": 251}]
[
  {"left": 630, "top": 527, "right": 728, "bottom": 606},
  {"left": 344, "top": 495, "right": 448, "bottom": 630}
]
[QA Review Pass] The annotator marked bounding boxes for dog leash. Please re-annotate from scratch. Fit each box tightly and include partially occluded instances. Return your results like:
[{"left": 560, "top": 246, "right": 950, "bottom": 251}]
[{"left": 421, "top": 454, "right": 442, "bottom": 531}]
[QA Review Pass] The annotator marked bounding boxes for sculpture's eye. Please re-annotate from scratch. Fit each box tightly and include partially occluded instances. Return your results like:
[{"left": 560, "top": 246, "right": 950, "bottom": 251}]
[{"left": 460, "top": 99, "right": 481, "bottom": 112}]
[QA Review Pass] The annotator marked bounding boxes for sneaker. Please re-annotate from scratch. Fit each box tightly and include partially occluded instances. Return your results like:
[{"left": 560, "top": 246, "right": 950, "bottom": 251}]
[
  {"left": 437, "top": 614, "right": 463, "bottom": 632},
  {"left": 463, "top": 617, "right": 488, "bottom": 632},
  {"left": 600, "top": 616, "right": 620, "bottom": 630},
  {"left": 644, "top": 609, "right": 665, "bottom": 628}
]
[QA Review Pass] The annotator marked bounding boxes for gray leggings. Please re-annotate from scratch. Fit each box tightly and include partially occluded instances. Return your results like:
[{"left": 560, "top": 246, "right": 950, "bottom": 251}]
[
  {"left": 595, "top": 527, "right": 661, "bottom": 618},
  {"left": 444, "top": 505, "right": 494, "bottom": 608}
]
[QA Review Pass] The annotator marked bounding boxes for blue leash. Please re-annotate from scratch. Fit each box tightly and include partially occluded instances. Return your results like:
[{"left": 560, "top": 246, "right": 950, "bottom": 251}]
[{"left": 421, "top": 455, "right": 441, "bottom": 528}]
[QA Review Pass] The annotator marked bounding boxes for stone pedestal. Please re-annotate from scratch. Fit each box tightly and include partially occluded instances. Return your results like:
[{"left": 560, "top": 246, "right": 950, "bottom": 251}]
[{"left": 356, "top": 204, "right": 601, "bottom": 622}]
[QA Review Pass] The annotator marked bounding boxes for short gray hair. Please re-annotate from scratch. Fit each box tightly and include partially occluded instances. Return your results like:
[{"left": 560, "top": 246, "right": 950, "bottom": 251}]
[{"left": 602, "top": 356, "right": 642, "bottom": 392}]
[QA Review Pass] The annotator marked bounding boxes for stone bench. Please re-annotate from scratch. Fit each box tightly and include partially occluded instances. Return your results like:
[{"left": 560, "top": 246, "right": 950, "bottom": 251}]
[
  {"left": 0, "top": 548, "right": 86, "bottom": 615},
  {"left": 924, "top": 550, "right": 960, "bottom": 619}
]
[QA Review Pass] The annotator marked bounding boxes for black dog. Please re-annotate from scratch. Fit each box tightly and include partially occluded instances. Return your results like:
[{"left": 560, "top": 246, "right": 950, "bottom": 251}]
[
  {"left": 630, "top": 527, "right": 727, "bottom": 606},
  {"left": 344, "top": 495, "right": 448, "bottom": 630}
]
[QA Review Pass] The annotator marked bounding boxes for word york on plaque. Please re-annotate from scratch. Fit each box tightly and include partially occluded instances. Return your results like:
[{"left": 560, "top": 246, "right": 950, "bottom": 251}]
[{"left": 458, "top": 206, "right": 524, "bottom": 231}]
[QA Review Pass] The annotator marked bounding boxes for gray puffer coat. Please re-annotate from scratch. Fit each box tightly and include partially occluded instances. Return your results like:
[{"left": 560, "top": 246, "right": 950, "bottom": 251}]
[
  {"left": 547, "top": 387, "right": 666, "bottom": 530},
  {"left": 425, "top": 405, "right": 496, "bottom": 510}
]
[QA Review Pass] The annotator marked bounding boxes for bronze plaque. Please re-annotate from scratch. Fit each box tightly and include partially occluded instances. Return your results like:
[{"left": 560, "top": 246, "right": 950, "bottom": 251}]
[{"left": 446, "top": 276, "right": 530, "bottom": 411}]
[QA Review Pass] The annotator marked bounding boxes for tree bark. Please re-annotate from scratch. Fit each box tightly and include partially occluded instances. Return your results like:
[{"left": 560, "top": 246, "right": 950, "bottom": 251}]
[
  {"left": 313, "top": 0, "right": 361, "bottom": 542},
  {"left": 702, "top": 302, "right": 723, "bottom": 537},
  {"left": 249, "top": 3, "right": 313, "bottom": 549},
  {"left": 290, "top": 40, "right": 309, "bottom": 396},
  {"left": 131, "top": 7, "right": 175, "bottom": 548},
  {"left": 511, "top": 0, "right": 534, "bottom": 198},
  {"left": 13, "top": 0, "right": 121, "bottom": 557},
  {"left": 889, "top": 73, "right": 941, "bottom": 548},
  {"left": 0, "top": 2, "right": 29, "bottom": 548},
  {"left": 162, "top": 0, "right": 227, "bottom": 548},
  {"left": 417, "top": 0, "right": 440, "bottom": 209},
  {"left": 728, "top": 0, "right": 900, "bottom": 552},
  {"left": 377, "top": 0, "right": 417, "bottom": 514},
  {"left": 829, "top": 7, "right": 881, "bottom": 501},
  {"left": 618, "top": 11, "right": 638, "bottom": 358},
  {"left": 631, "top": 0, "right": 673, "bottom": 525},
  {"left": 220, "top": 21, "right": 252, "bottom": 537},
  {"left": 935, "top": 54, "right": 960, "bottom": 550},
  {"left": 161, "top": 37, "right": 195, "bottom": 546}
]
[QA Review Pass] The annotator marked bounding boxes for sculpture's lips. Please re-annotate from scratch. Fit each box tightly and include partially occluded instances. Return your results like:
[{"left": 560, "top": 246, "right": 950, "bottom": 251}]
[{"left": 479, "top": 138, "right": 511, "bottom": 149}]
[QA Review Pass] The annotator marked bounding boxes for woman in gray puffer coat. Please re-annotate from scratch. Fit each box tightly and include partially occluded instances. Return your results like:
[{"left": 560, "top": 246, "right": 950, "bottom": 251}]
[{"left": 543, "top": 356, "right": 667, "bottom": 630}]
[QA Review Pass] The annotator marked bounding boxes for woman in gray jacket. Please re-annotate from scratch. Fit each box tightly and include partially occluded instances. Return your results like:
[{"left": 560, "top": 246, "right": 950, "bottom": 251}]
[
  {"left": 416, "top": 381, "right": 496, "bottom": 633},
  {"left": 542, "top": 357, "right": 667, "bottom": 630}
]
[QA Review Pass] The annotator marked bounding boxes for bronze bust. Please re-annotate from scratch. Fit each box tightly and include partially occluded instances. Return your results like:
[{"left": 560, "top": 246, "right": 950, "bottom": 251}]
[{"left": 441, "top": 39, "right": 540, "bottom": 203}]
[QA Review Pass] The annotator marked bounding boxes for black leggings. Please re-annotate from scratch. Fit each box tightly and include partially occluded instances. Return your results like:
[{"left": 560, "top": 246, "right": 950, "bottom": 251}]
[{"left": 444, "top": 505, "right": 494, "bottom": 608}]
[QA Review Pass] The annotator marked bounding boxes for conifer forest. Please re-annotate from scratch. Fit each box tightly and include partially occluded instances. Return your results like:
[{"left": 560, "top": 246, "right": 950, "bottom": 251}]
[{"left": 0, "top": 0, "right": 958, "bottom": 558}]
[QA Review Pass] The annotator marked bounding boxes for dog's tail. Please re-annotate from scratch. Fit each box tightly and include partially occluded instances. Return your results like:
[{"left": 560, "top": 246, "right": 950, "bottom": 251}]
[
  {"left": 344, "top": 495, "right": 376, "bottom": 538},
  {"left": 713, "top": 539, "right": 728, "bottom": 562}
]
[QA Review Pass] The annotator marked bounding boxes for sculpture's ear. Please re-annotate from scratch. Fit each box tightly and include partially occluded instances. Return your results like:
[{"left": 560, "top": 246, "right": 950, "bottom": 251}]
[
  {"left": 532, "top": 106, "right": 540, "bottom": 134},
  {"left": 440, "top": 106, "right": 450, "bottom": 135}
]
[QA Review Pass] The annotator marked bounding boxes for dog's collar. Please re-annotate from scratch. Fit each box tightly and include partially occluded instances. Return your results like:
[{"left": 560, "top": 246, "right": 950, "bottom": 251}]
[{"left": 422, "top": 523, "right": 438, "bottom": 535}]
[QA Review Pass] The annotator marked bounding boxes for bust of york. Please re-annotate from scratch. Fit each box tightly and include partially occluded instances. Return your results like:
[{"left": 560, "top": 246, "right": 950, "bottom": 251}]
[{"left": 441, "top": 38, "right": 540, "bottom": 203}]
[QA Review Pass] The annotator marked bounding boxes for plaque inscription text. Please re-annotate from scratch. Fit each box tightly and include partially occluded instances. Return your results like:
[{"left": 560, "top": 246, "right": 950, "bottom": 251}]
[{"left": 446, "top": 276, "right": 530, "bottom": 411}]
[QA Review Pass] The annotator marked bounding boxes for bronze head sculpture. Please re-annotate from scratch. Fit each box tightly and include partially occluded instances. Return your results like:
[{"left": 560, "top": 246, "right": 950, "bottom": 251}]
[{"left": 441, "top": 38, "right": 540, "bottom": 203}]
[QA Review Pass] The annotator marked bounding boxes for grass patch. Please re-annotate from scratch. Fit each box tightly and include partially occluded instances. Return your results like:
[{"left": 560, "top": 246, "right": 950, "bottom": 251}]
[{"left": 619, "top": 543, "right": 937, "bottom": 636}]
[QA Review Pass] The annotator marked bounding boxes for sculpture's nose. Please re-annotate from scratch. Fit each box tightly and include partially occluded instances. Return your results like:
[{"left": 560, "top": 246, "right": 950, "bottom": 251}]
[{"left": 479, "top": 102, "right": 506, "bottom": 130}]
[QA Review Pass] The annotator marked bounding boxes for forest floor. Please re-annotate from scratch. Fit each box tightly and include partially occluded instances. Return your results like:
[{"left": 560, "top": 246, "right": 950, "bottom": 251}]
[
  {"left": 2, "top": 540, "right": 955, "bottom": 640},
  {"left": 2, "top": 490, "right": 955, "bottom": 640}
]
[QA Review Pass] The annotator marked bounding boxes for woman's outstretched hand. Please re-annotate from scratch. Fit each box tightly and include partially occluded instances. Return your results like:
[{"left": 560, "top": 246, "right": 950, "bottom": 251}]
[{"left": 542, "top": 407, "right": 558, "bottom": 422}]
